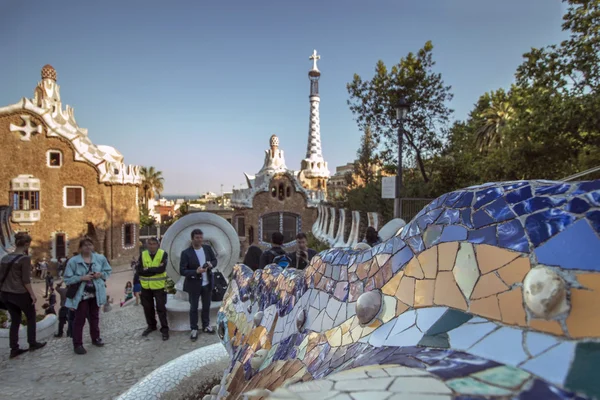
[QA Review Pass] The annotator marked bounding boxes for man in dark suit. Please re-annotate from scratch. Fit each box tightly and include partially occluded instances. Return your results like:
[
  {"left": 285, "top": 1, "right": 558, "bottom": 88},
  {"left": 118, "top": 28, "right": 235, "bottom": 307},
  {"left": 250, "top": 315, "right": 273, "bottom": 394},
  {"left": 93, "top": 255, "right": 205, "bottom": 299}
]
[
  {"left": 288, "top": 232, "right": 317, "bottom": 270},
  {"left": 179, "top": 229, "right": 218, "bottom": 341}
]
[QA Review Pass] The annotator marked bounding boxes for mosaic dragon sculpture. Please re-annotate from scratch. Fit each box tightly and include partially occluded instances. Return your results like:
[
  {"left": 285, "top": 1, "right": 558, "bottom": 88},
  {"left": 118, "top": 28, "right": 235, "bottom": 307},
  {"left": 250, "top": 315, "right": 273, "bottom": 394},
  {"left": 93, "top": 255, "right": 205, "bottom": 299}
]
[{"left": 215, "top": 180, "right": 600, "bottom": 400}]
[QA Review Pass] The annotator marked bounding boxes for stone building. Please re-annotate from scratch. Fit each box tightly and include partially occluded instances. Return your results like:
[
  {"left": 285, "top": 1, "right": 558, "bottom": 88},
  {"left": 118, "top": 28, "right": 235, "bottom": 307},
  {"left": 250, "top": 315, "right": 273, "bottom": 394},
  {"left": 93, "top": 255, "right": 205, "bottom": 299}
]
[
  {"left": 0, "top": 65, "right": 141, "bottom": 265},
  {"left": 231, "top": 50, "right": 329, "bottom": 253}
]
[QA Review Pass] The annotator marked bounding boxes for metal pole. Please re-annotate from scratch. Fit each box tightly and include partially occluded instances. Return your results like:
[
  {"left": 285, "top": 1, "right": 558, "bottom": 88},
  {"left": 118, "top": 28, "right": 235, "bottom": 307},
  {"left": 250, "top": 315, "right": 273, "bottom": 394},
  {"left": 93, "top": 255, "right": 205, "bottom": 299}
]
[{"left": 394, "top": 120, "right": 404, "bottom": 219}]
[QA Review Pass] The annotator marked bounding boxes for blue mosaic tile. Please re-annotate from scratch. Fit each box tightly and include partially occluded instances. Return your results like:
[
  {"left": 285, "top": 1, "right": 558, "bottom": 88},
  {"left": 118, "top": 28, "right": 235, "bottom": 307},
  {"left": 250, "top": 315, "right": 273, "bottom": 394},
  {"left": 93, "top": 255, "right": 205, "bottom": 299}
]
[
  {"left": 405, "top": 220, "right": 421, "bottom": 238},
  {"left": 417, "top": 208, "right": 443, "bottom": 230},
  {"left": 525, "top": 209, "right": 577, "bottom": 247},
  {"left": 454, "top": 191, "right": 474, "bottom": 208},
  {"left": 585, "top": 191, "right": 600, "bottom": 207},
  {"left": 444, "top": 191, "right": 464, "bottom": 207},
  {"left": 503, "top": 181, "right": 529, "bottom": 191},
  {"left": 472, "top": 209, "right": 495, "bottom": 229},
  {"left": 535, "top": 219, "right": 600, "bottom": 271},
  {"left": 423, "top": 224, "right": 443, "bottom": 248},
  {"left": 513, "top": 196, "right": 568, "bottom": 216},
  {"left": 468, "top": 226, "right": 498, "bottom": 246},
  {"left": 535, "top": 183, "right": 571, "bottom": 196},
  {"left": 437, "top": 208, "right": 461, "bottom": 225},
  {"left": 440, "top": 225, "right": 468, "bottom": 242},
  {"left": 474, "top": 187, "right": 504, "bottom": 209},
  {"left": 407, "top": 234, "right": 425, "bottom": 253},
  {"left": 573, "top": 180, "right": 600, "bottom": 195},
  {"left": 391, "top": 245, "right": 414, "bottom": 273},
  {"left": 498, "top": 219, "right": 529, "bottom": 252},
  {"left": 506, "top": 185, "right": 533, "bottom": 204},
  {"left": 426, "top": 193, "right": 449, "bottom": 212},
  {"left": 483, "top": 197, "right": 516, "bottom": 223},
  {"left": 566, "top": 198, "right": 591, "bottom": 214},
  {"left": 392, "top": 237, "right": 407, "bottom": 253},
  {"left": 586, "top": 210, "right": 600, "bottom": 234},
  {"left": 460, "top": 208, "right": 474, "bottom": 229}
]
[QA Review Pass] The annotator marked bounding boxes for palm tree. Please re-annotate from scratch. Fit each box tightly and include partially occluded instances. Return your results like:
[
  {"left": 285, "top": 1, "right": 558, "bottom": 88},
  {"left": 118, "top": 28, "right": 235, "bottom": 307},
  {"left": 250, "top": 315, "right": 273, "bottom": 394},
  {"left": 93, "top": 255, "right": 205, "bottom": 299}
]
[
  {"left": 140, "top": 166, "right": 164, "bottom": 204},
  {"left": 475, "top": 101, "right": 514, "bottom": 153}
]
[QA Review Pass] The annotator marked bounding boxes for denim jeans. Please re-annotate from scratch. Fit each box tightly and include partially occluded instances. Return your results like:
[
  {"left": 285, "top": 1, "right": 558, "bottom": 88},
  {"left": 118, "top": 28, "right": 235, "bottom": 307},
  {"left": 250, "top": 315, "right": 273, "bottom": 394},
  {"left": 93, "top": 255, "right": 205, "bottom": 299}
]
[{"left": 0, "top": 292, "right": 36, "bottom": 350}]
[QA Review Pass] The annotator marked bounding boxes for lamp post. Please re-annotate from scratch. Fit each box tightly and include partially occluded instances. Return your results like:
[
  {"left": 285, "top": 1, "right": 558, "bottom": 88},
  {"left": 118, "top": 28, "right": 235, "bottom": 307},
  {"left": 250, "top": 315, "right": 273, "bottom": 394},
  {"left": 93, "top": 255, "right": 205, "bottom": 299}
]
[{"left": 393, "top": 95, "right": 410, "bottom": 220}]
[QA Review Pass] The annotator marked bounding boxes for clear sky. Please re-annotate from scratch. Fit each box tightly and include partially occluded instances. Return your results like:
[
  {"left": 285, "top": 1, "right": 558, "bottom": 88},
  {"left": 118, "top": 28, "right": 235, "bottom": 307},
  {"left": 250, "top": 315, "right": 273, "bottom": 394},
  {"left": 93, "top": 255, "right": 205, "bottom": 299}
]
[{"left": 0, "top": 1, "right": 567, "bottom": 195}]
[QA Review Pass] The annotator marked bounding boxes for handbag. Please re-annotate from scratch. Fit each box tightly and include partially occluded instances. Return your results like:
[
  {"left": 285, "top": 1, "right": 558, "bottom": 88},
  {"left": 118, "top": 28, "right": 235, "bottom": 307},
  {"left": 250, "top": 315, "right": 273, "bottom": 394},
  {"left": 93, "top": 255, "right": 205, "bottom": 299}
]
[
  {"left": 66, "top": 263, "right": 95, "bottom": 299},
  {"left": 0, "top": 254, "right": 26, "bottom": 310}
]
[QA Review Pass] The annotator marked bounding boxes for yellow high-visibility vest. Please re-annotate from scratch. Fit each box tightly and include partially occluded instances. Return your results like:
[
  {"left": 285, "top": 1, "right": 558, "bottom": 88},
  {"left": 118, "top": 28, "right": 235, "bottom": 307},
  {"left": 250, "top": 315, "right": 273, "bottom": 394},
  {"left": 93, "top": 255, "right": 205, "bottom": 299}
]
[{"left": 139, "top": 249, "right": 167, "bottom": 290}]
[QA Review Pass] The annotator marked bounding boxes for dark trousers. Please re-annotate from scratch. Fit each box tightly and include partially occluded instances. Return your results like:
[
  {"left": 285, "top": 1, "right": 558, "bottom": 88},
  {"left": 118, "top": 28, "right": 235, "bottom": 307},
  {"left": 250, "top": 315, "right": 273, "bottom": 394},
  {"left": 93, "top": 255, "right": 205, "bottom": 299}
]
[
  {"left": 57, "top": 306, "right": 72, "bottom": 336},
  {"left": 0, "top": 292, "right": 36, "bottom": 350},
  {"left": 188, "top": 284, "right": 212, "bottom": 330},
  {"left": 140, "top": 288, "right": 169, "bottom": 333},
  {"left": 72, "top": 298, "right": 100, "bottom": 347}
]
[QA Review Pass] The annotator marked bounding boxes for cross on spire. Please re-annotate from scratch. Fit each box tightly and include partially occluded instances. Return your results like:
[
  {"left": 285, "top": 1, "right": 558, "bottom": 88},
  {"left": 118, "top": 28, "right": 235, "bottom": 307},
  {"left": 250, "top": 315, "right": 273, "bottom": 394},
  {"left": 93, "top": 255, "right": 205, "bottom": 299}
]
[{"left": 309, "top": 49, "right": 320, "bottom": 71}]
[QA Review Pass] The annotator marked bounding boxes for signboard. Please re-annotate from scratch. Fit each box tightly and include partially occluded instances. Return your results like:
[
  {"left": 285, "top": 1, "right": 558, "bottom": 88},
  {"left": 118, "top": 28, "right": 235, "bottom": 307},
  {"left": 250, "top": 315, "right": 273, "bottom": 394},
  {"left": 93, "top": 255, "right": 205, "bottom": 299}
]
[{"left": 381, "top": 176, "right": 396, "bottom": 199}]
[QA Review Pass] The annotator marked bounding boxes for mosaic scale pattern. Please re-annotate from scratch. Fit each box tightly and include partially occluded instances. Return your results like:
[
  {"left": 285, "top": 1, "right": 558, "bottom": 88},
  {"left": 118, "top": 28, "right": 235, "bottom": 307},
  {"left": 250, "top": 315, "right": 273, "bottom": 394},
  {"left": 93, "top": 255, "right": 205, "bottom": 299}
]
[{"left": 216, "top": 180, "right": 600, "bottom": 400}]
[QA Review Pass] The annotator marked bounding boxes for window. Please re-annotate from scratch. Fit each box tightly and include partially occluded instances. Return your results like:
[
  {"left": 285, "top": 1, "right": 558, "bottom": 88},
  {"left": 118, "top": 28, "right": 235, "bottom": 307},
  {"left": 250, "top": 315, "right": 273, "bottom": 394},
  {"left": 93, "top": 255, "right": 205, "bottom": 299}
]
[
  {"left": 249, "top": 226, "right": 255, "bottom": 245},
  {"left": 286, "top": 186, "right": 291, "bottom": 197},
  {"left": 260, "top": 212, "right": 300, "bottom": 244},
  {"left": 12, "top": 191, "right": 40, "bottom": 211},
  {"left": 271, "top": 186, "right": 277, "bottom": 198},
  {"left": 261, "top": 213, "right": 280, "bottom": 242},
  {"left": 236, "top": 217, "right": 246, "bottom": 237},
  {"left": 278, "top": 183, "right": 285, "bottom": 201},
  {"left": 47, "top": 150, "right": 62, "bottom": 167},
  {"left": 282, "top": 213, "right": 298, "bottom": 243},
  {"left": 123, "top": 224, "right": 135, "bottom": 247},
  {"left": 64, "top": 186, "right": 84, "bottom": 208},
  {"left": 55, "top": 233, "right": 66, "bottom": 260}
]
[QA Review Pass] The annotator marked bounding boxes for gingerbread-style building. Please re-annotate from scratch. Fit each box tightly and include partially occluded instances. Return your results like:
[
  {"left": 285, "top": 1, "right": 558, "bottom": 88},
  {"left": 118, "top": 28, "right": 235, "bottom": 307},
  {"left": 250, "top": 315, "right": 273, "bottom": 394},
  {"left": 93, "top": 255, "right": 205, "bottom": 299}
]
[
  {"left": 0, "top": 65, "right": 141, "bottom": 264},
  {"left": 231, "top": 51, "right": 329, "bottom": 252}
]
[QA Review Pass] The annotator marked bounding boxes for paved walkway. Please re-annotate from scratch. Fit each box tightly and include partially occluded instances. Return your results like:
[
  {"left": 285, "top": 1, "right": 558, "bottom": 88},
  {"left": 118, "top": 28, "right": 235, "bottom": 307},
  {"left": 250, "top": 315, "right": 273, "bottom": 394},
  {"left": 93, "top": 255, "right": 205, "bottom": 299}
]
[{"left": 0, "top": 303, "right": 221, "bottom": 399}]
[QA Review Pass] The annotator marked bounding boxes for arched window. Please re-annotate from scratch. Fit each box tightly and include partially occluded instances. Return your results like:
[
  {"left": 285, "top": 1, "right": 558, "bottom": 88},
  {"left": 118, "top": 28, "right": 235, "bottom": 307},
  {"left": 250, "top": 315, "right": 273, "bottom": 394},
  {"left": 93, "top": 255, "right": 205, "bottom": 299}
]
[
  {"left": 278, "top": 183, "right": 285, "bottom": 201},
  {"left": 260, "top": 212, "right": 301, "bottom": 245},
  {"left": 271, "top": 186, "right": 277, "bottom": 198},
  {"left": 286, "top": 186, "right": 291, "bottom": 197}
]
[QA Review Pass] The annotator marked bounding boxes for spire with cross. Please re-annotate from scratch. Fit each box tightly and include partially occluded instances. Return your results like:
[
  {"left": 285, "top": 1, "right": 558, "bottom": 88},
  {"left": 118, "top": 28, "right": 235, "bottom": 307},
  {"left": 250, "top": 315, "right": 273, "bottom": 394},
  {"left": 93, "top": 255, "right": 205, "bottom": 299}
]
[{"left": 309, "top": 49, "right": 320, "bottom": 72}]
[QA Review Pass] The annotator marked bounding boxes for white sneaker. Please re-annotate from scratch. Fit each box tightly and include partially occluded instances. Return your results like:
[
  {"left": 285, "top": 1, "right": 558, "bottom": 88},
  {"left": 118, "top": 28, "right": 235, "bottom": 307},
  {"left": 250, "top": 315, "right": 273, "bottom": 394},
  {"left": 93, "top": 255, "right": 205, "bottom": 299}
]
[{"left": 190, "top": 329, "right": 198, "bottom": 341}]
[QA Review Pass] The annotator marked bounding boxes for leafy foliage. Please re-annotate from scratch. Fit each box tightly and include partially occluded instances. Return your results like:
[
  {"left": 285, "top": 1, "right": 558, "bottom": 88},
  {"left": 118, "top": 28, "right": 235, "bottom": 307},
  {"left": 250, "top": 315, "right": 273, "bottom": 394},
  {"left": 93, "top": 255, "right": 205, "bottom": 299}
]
[
  {"left": 139, "top": 205, "right": 157, "bottom": 228},
  {"left": 347, "top": 41, "right": 454, "bottom": 183},
  {"left": 140, "top": 166, "right": 165, "bottom": 204}
]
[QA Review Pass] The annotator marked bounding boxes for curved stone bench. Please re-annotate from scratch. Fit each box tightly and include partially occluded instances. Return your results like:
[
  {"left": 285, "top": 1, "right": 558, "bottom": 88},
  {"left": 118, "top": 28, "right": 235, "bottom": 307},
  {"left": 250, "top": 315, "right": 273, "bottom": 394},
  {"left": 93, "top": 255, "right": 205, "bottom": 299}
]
[
  {"left": 116, "top": 342, "right": 228, "bottom": 400},
  {"left": 0, "top": 314, "right": 57, "bottom": 349},
  {"left": 166, "top": 294, "right": 222, "bottom": 331}
]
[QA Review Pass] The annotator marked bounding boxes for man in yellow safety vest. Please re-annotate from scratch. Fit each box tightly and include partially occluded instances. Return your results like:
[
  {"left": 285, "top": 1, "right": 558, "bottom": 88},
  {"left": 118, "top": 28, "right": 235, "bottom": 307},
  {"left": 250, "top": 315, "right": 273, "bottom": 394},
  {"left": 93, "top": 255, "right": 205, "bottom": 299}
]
[{"left": 136, "top": 237, "right": 169, "bottom": 340}]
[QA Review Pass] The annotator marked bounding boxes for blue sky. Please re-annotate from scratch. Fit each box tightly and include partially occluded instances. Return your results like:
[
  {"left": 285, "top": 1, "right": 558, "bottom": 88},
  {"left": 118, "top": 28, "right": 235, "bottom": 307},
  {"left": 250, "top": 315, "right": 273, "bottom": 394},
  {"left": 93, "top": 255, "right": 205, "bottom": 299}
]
[{"left": 0, "top": 1, "right": 567, "bottom": 195}]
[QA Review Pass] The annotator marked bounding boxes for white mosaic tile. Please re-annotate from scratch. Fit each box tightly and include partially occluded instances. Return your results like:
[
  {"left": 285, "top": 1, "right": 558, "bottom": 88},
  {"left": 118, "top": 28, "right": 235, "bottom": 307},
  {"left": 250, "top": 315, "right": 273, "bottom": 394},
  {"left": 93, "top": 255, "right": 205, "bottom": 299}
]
[
  {"left": 524, "top": 331, "right": 559, "bottom": 357},
  {"left": 447, "top": 322, "right": 498, "bottom": 351},
  {"left": 369, "top": 319, "right": 396, "bottom": 347},
  {"left": 384, "top": 326, "right": 423, "bottom": 347},
  {"left": 334, "top": 303, "right": 348, "bottom": 326},
  {"left": 415, "top": 307, "right": 447, "bottom": 333},
  {"left": 519, "top": 341, "right": 577, "bottom": 386},
  {"left": 388, "top": 310, "right": 417, "bottom": 337},
  {"left": 469, "top": 327, "right": 529, "bottom": 367}
]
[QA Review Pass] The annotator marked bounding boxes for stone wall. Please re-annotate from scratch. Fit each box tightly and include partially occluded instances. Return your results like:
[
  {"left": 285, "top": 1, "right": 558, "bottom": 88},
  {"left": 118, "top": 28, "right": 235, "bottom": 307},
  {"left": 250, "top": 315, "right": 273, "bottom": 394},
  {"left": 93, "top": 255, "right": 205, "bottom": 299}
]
[{"left": 0, "top": 111, "right": 139, "bottom": 265}]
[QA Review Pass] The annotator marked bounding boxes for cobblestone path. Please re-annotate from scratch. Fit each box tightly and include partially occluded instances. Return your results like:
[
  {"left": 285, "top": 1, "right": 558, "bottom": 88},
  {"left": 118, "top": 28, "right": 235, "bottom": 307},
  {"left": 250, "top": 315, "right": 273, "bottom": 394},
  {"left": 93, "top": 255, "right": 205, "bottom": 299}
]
[{"left": 0, "top": 305, "right": 220, "bottom": 400}]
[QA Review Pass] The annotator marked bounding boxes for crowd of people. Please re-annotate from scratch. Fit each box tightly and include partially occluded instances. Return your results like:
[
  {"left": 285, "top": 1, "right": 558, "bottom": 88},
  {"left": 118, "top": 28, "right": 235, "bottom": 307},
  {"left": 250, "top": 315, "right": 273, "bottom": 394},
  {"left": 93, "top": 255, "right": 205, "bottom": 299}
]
[{"left": 0, "top": 227, "right": 381, "bottom": 359}]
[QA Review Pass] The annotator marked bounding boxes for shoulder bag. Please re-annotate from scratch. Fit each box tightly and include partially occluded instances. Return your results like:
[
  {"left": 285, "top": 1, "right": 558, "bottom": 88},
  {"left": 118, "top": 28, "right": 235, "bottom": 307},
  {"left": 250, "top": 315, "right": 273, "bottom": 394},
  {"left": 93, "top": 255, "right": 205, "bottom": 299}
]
[{"left": 0, "top": 255, "right": 26, "bottom": 310}]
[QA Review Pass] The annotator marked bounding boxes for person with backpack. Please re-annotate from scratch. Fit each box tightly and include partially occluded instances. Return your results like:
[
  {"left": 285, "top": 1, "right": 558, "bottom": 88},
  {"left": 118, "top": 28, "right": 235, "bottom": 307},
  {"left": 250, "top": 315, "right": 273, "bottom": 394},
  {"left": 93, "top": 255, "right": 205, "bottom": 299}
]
[
  {"left": 288, "top": 232, "right": 317, "bottom": 270},
  {"left": 259, "top": 232, "right": 287, "bottom": 269},
  {"left": 0, "top": 232, "right": 47, "bottom": 359}
]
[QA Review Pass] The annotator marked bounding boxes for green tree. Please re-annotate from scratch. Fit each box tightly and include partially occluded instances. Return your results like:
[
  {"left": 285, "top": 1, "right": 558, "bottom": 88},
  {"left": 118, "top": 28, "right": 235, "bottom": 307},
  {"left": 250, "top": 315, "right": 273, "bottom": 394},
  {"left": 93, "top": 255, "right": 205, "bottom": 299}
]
[
  {"left": 353, "top": 125, "right": 379, "bottom": 186},
  {"left": 140, "top": 166, "right": 164, "bottom": 204},
  {"left": 178, "top": 202, "right": 190, "bottom": 216},
  {"left": 139, "top": 205, "right": 156, "bottom": 228},
  {"left": 475, "top": 91, "right": 515, "bottom": 153},
  {"left": 347, "top": 41, "right": 453, "bottom": 183}
]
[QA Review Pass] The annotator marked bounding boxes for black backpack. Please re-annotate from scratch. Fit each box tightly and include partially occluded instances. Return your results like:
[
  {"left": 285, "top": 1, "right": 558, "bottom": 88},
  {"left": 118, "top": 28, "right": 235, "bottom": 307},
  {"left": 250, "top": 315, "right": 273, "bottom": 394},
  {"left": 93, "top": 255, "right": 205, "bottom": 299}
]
[{"left": 212, "top": 271, "right": 228, "bottom": 302}]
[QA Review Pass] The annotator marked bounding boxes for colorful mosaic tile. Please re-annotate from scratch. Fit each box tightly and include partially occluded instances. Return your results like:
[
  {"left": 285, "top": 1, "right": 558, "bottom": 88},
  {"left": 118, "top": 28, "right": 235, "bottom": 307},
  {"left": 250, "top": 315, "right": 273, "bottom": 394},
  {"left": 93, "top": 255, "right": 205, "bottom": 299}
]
[{"left": 215, "top": 180, "right": 600, "bottom": 400}]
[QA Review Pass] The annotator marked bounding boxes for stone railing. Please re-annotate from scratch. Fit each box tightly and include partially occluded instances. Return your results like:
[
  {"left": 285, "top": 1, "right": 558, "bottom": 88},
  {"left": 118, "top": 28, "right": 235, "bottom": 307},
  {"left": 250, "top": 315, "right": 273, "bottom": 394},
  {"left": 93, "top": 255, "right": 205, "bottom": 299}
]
[
  {"left": 311, "top": 204, "right": 389, "bottom": 248},
  {"left": 0, "top": 206, "right": 16, "bottom": 259}
]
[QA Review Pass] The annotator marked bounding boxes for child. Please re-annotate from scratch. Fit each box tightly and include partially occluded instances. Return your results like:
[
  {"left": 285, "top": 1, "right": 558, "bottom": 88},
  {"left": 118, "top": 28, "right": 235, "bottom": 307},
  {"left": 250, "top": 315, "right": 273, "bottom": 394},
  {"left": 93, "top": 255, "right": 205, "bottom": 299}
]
[
  {"left": 120, "top": 281, "right": 133, "bottom": 307},
  {"left": 103, "top": 295, "right": 113, "bottom": 313}
]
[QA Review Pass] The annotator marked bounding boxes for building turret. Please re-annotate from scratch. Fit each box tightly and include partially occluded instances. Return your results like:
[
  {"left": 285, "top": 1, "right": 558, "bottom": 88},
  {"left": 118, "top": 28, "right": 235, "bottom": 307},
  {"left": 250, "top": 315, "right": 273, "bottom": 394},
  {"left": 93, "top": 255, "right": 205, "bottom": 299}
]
[{"left": 299, "top": 50, "right": 330, "bottom": 191}]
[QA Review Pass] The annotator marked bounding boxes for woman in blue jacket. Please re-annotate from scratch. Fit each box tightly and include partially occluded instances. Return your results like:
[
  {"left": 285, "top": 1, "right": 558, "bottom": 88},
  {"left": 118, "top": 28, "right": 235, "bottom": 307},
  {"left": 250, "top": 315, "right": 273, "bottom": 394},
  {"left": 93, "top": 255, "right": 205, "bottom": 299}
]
[{"left": 63, "top": 238, "right": 112, "bottom": 355}]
